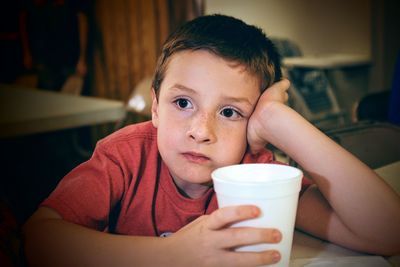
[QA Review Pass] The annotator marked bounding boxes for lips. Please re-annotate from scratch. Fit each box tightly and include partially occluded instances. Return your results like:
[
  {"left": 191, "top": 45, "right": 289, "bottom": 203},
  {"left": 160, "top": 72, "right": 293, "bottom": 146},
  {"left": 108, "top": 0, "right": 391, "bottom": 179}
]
[{"left": 182, "top": 151, "right": 210, "bottom": 163}]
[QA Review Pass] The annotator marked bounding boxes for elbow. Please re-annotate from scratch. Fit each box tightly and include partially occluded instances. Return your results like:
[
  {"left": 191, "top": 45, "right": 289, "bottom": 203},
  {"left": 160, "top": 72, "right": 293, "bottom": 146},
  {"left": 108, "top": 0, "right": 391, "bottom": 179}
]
[
  {"left": 21, "top": 217, "right": 43, "bottom": 266},
  {"left": 21, "top": 208, "right": 62, "bottom": 267}
]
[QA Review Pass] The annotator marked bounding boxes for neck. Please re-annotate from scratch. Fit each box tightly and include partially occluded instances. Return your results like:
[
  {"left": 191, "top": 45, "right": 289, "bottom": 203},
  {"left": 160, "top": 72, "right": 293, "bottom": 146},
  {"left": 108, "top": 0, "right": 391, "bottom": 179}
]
[{"left": 173, "top": 178, "right": 212, "bottom": 199}]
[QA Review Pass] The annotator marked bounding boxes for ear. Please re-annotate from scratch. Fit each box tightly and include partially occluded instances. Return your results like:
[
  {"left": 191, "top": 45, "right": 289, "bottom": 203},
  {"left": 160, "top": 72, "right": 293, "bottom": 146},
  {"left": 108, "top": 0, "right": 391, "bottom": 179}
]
[{"left": 151, "top": 88, "right": 159, "bottom": 128}]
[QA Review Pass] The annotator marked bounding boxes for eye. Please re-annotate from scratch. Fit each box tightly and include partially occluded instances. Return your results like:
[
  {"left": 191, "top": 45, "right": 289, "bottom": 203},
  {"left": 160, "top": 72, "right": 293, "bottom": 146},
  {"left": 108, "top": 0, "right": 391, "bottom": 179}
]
[
  {"left": 174, "top": 98, "right": 193, "bottom": 109},
  {"left": 220, "top": 107, "right": 242, "bottom": 119}
]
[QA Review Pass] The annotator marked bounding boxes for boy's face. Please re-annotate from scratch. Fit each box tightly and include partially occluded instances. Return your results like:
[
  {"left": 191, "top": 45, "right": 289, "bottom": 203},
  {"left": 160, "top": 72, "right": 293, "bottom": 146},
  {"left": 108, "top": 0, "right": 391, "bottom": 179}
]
[{"left": 152, "top": 50, "right": 260, "bottom": 195}]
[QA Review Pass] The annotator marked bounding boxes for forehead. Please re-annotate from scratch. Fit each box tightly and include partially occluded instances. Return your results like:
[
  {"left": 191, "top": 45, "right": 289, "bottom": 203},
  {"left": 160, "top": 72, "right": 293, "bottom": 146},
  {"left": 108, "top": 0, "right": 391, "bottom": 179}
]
[{"left": 161, "top": 50, "right": 261, "bottom": 99}]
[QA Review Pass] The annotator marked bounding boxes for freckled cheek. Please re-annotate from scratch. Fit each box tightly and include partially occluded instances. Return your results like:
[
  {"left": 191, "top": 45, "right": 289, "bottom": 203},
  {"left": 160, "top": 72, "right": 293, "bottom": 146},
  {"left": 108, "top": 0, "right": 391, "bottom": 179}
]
[
  {"left": 217, "top": 126, "right": 248, "bottom": 161},
  {"left": 159, "top": 124, "right": 182, "bottom": 147},
  {"left": 158, "top": 113, "right": 186, "bottom": 148}
]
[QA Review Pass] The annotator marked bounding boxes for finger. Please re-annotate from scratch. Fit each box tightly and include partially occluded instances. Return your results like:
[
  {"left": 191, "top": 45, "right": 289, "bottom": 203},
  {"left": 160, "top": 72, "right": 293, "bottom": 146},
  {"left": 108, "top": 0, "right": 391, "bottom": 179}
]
[
  {"left": 222, "top": 250, "right": 281, "bottom": 267},
  {"left": 261, "top": 79, "right": 290, "bottom": 103},
  {"left": 266, "top": 78, "right": 290, "bottom": 92},
  {"left": 218, "top": 227, "right": 282, "bottom": 249},
  {"left": 278, "top": 78, "right": 290, "bottom": 92},
  {"left": 206, "top": 205, "right": 260, "bottom": 230},
  {"left": 284, "top": 91, "right": 289, "bottom": 103}
]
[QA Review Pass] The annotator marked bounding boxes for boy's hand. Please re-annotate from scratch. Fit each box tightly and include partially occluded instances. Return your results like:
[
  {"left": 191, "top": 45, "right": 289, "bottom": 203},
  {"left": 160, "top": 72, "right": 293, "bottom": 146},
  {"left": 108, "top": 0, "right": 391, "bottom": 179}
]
[
  {"left": 260, "top": 79, "right": 290, "bottom": 104},
  {"left": 166, "top": 205, "right": 281, "bottom": 267},
  {"left": 247, "top": 79, "right": 290, "bottom": 154}
]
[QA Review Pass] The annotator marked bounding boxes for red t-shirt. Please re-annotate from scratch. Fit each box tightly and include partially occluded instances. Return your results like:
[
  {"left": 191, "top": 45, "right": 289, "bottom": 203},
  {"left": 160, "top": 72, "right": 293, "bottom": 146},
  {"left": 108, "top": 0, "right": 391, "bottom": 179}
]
[{"left": 41, "top": 121, "right": 306, "bottom": 237}]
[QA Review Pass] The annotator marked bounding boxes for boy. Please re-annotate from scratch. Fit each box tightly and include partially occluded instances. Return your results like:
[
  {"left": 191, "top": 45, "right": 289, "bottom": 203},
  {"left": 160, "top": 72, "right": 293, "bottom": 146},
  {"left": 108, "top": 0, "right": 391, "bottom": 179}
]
[{"left": 23, "top": 15, "right": 400, "bottom": 267}]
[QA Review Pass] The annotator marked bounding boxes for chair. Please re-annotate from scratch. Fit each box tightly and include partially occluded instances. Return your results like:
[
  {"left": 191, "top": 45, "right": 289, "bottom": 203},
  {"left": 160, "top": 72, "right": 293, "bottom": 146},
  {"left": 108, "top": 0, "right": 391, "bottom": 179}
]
[
  {"left": 272, "top": 38, "right": 346, "bottom": 129},
  {"left": 126, "top": 77, "right": 153, "bottom": 117},
  {"left": 388, "top": 53, "right": 400, "bottom": 125},
  {"left": 324, "top": 122, "right": 400, "bottom": 169},
  {"left": 114, "top": 76, "right": 153, "bottom": 130},
  {"left": 352, "top": 90, "right": 391, "bottom": 122},
  {"left": 60, "top": 74, "right": 84, "bottom": 95},
  {"left": 61, "top": 74, "right": 91, "bottom": 159},
  {"left": 352, "top": 52, "right": 400, "bottom": 126}
]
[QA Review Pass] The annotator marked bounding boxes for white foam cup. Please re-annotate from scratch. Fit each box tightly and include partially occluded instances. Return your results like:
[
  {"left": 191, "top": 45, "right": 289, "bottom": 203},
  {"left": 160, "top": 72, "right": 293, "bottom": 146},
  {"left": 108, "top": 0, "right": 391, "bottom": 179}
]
[{"left": 211, "top": 163, "right": 303, "bottom": 267}]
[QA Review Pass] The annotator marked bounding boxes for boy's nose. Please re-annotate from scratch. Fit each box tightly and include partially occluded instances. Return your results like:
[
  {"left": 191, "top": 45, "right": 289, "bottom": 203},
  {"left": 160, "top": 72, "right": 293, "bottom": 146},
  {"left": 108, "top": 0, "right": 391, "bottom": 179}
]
[{"left": 187, "top": 113, "right": 216, "bottom": 144}]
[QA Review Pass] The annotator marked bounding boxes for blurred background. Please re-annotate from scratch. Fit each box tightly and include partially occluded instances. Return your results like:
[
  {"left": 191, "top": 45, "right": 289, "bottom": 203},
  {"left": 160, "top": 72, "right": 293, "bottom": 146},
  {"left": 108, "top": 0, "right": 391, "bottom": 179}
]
[
  {"left": 1, "top": 0, "right": 398, "bottom": 131},
  {"left": 0, "top": 1, "right": 399, "bottom": 264}
]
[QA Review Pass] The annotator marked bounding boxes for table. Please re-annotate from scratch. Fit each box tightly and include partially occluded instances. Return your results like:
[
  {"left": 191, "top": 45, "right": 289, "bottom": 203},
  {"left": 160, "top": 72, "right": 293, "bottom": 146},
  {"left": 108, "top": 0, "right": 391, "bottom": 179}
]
[
  {"left": 375, "top": 161, "right": 400, "bottom": 195},
  {"left": 291, "top": 231, "right": 397, "bottom": 266},
  {"left": 282, "top": 54, "right": 371, "bottom": 69},
  {"left": 290, "top": 161, "right": 400, "bottom": 266},
  {"left": 0, "top": 85, "right": 126, "bottom": 138}
]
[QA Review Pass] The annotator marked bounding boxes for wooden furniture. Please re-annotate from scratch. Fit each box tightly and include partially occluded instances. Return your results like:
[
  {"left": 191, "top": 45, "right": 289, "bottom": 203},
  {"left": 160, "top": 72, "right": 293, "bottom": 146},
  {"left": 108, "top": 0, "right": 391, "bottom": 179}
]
[{"left": 0, "top": 85, "right": 126, "bottom": 138}]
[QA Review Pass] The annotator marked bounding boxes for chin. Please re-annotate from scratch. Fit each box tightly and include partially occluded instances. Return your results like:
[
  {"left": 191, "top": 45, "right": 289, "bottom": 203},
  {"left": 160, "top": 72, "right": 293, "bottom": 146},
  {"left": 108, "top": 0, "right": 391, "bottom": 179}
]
[{"left": 175, "top": 167, "right": 213, "bottom": 184}]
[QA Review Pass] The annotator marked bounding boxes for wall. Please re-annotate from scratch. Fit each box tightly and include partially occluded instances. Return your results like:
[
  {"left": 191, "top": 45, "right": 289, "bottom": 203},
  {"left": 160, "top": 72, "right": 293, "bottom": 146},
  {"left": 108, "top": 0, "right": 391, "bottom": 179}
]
[
  {"left": 205, "top": 0, "right": 374, "bottom": 122},
  {"left": 205, "top": 0, "right": 371, "bottom": 56}
]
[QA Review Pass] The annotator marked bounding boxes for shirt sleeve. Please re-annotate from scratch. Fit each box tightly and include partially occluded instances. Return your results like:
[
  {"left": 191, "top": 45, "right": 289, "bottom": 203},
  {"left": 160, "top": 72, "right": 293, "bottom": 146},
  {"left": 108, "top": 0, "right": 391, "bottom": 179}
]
[{"left": 40, "top": 142, "right": 125, "bottom": 231}]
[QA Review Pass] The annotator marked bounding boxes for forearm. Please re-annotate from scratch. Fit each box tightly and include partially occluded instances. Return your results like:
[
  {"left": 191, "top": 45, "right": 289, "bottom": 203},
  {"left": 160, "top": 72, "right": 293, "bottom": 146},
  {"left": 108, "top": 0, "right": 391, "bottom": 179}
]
[
  {"left": 23, "top": 210, "right": 169, "bottom": 267},
  {"left": 23, "top": 206, "right": 282, "bottom": 267},
  {"left": 259, "top": 102, "right": 400, "bottom": 252},
  {"left": 296, "top": 185, "right": 398, "bottom": 255}
]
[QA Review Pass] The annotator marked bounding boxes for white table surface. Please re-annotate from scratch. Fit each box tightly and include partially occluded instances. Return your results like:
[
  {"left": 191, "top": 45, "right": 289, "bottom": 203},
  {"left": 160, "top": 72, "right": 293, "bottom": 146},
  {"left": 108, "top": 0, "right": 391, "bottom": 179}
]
[
  {"left": 375, "top": 161, "right": 400, "bottom": 195},
  {"left": 290, "top": 161, "right": 400, "bottom": 266},
  {"left": 291, "top": 231, "right": 398, "bottom": 267},
  {"left": 0, "top": 85, "right": 126, "bottom": 138},
  {"left": 282, "top": 54, "right": 371, "bottom": 69}
]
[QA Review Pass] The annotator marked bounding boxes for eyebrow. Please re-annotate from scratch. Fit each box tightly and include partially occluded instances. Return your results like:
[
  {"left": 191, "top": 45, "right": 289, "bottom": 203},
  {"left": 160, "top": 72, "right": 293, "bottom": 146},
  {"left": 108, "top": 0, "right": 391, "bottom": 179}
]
[
  {"left": 169, "top": 84, "right": 198, "bottom": 95},
  {"left": 169, "top": 83, "right": 254, "bottom": 107}
]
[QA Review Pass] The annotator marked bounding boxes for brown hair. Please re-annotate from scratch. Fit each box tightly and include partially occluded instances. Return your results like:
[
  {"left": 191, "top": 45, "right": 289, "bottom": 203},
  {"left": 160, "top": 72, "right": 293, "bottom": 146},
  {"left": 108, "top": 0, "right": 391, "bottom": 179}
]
[{"left": 152, "top": 14, "right": 282, "bottom": 98}]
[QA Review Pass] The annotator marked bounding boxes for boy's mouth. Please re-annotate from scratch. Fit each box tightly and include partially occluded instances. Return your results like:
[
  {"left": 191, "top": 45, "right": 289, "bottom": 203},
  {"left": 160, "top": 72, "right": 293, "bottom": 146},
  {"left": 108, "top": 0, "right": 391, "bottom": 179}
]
[{"left": 182, "top": 152, "right": 210, "bottom": 163}]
